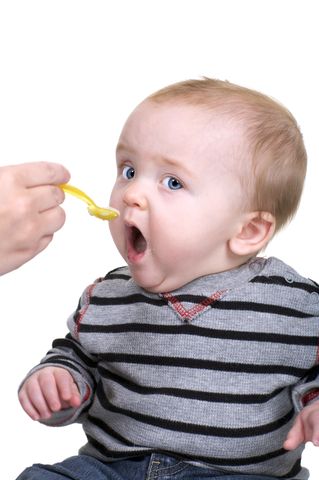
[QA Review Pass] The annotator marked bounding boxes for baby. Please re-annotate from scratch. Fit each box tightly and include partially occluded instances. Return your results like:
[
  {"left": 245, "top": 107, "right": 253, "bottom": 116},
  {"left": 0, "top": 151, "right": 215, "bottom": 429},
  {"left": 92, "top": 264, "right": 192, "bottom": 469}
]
[{"left": 17, "top": 79, "right": 319, "bottom": 480}]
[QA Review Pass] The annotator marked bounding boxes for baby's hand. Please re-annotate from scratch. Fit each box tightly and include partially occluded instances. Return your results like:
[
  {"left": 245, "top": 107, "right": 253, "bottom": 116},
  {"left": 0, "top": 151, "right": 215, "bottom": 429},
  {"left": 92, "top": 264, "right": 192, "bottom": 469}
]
[
  {"left": 284, "top": 400, "right": 319, "bottom": 450},
  {"left": 18, "top": 367, "right": 82, "bottom": 421}
]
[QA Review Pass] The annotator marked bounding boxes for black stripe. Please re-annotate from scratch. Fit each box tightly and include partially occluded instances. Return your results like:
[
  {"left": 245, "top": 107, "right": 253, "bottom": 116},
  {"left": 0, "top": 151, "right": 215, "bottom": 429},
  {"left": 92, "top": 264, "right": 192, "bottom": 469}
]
[
  {"left": 164, "top": 294, "right": 314, "bottom": 318},
  {"left": 280, "top": 459, "right": 302, "bottom": 478},
  {"left": 78, "top": 322, "right": 318, "bottom": 346},
  {"left": 251, "top": 275, "right": 319, "bottom": 294},
  {"left": 52, "top": 338, "right": 97, "bottom": 368},
  {"left": 106, "top": 273, "right": 131, "bottom": 281},
  {"left": 86, "top": 434, "right": 151, "bottom": 458},
  {"left": 210, "top": 300, "right": 313, "bottom": 318},
  {"left": 98, "top": 366, "right": 285, "bottom": 404},
  {"left": 88, "top": 414, "right": 136, "bottom": 446},
  {"left": 85, "top": 434, "right": 289, "bottom": 467},
  {"left": 96, "top": 381, "right": 294, "bottom": 437},
  {"left": 98, "top": 352, "right": 307, "bottom": 377},
  {"left": 88, "top": 293, "right": 313, "bottom": 318},
  {"left": 41, "top": 355, "right": 96, "bottom": 387},
  {"left": 90, "top": 294, "right": 167, "bottom": 307},
  {"left": 104, "top": 267, "right": 130, "bottom": 281},
  {"left": 302, "top": 364, "right": 319, "bottom": 383},
  {"left": 40, "top": 358, "right": 82, "bottom": 375}
]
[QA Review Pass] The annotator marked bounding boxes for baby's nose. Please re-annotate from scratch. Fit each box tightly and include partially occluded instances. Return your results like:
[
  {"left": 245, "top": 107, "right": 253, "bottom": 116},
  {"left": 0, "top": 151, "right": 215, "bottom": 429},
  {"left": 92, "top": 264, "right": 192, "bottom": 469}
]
[{"left": 123, "top": 183, "right": 148, "bottom": 210}]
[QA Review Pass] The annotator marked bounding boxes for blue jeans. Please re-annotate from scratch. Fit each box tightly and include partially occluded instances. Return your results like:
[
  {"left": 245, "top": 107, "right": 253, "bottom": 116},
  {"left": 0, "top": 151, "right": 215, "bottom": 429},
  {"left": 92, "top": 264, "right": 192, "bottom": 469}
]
[{"left": 16, "top": 453, "right": 279, "bottom": 480}]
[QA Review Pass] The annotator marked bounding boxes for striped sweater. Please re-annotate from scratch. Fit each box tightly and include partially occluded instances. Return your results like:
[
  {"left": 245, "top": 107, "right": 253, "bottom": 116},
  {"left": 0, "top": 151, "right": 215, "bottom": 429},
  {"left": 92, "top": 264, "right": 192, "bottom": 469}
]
[{"left": 28, "top": 256, "right": 319, "bottom": 479}]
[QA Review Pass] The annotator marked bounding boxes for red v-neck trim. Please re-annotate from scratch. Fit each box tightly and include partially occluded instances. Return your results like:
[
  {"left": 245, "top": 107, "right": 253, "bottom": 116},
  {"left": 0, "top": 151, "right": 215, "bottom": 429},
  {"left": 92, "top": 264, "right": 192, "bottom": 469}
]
[{"left": 162, "top": 290, "right": 227, "bottom": 322}]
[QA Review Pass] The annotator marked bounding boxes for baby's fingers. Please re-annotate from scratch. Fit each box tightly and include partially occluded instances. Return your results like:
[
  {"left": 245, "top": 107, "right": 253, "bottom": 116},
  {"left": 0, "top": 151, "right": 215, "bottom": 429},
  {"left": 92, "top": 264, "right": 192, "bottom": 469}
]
[
  {"left": 54, "top": 368, "right": 81, "bottom": 408},
  {"left": 19, "top": 379, "right": 52, "bottom": 421},
  {"left": 283, "top": 416, "right": 305, "bottom": 451},
  {"left": 37, "top": 368, "right": 65, "bottom": 413},
  {"left": 306, "top": 408, "right": 319, "bottom": 446},
  {"left": 284, "top": 402, "right": 319, "bottom": 450}
]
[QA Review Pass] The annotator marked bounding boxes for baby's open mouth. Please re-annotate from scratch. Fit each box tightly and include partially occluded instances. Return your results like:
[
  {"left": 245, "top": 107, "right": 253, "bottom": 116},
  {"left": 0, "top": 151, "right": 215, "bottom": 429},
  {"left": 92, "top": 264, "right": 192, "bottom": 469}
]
[
  {"left": 132, "top": 226, "right": 147, "bottom": 253},
  {"left": 126, "top": 225, "right": 147, "bottom": 259}
]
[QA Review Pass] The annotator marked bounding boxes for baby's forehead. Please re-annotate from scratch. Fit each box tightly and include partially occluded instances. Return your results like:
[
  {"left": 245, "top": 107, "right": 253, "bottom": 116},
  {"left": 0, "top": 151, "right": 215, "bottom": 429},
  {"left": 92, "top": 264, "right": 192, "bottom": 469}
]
[
  {"left": 122, "top": 99, "right": 249, "bottom": 153},
  {"left": 120, "top": 99, "right": 250, "bottom": 172},
  {"left": 128, "top": 98, "right": 249, "bottom": 136}
]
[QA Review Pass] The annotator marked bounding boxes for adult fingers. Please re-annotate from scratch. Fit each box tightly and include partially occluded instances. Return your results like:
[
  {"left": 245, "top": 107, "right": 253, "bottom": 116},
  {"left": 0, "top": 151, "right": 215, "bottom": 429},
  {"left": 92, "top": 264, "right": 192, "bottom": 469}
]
[
  {"left": 10, "top": 204, "right": 66, "bottom": 253},
  {"left": 13, "top": 162, "right": 70, "bottom": 188},
  {"left": 36, "top": 185, "right": 65, "bottom": 213},
  {"left": 38, "top": 204, "right": 67, "bottom": 236}
]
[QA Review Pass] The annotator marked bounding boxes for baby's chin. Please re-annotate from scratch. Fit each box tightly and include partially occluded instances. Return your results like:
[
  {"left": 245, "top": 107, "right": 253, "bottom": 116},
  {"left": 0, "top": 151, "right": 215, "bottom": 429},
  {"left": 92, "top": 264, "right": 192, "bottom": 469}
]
[
  {"left": 127, "top": 267, "right": 186, "bottom": 293},
  {"left": 129, "top": 271, "right": 165, "bottom": 293}
]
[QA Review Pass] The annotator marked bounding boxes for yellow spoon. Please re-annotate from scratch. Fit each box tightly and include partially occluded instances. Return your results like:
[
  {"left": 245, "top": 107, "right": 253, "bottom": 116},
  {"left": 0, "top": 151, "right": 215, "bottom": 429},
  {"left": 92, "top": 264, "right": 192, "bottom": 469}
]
[{"left": 60, "top": 184, "right": 119, "bottom": 221}]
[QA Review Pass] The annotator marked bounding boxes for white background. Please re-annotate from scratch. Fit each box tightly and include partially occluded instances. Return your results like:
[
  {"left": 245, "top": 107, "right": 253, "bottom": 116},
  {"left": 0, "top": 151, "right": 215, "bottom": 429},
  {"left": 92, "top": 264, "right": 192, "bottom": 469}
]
[{"left": 0, "top": 1, "right": 318, "bottom": 478}]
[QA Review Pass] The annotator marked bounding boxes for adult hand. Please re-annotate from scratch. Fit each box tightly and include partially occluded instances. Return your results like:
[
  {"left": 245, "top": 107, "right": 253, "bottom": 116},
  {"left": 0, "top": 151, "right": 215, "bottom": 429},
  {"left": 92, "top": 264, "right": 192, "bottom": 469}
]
[{"left": 0, "top": 161, "right": 70, "bottom": 275}]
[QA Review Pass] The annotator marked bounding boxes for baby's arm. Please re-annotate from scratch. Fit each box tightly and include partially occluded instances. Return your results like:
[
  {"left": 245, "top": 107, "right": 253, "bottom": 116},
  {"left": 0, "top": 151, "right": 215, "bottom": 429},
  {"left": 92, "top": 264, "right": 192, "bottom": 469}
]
[
  {"left": 19, "top": 367, "right": 82, "bottom": 421},
  {"left": 284, "top": 400, "right": 319, "bottom": 449},
  {"left": 19, "top": 280, "right": 103, "bottom": 424}
]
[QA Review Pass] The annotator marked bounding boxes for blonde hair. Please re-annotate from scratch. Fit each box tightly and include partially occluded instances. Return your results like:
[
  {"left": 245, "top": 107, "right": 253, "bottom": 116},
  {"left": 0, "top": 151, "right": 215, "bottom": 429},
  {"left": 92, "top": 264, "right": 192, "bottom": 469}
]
[{"left": 149, "top": 78, "right": 307, "bottom": 232}]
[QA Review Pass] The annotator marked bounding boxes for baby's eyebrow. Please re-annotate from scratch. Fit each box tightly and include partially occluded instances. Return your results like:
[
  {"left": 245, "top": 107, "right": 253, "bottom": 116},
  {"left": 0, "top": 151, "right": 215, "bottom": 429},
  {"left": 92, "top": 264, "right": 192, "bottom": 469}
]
[
  {"left": 160, "top": 155, "right": 193, "bottom": 178},
  {"left": 116, "top": 142, "right": 135, "bottom": 156},
  {"left": 116, "top": 143, "right": 193, "bottom": 178}
]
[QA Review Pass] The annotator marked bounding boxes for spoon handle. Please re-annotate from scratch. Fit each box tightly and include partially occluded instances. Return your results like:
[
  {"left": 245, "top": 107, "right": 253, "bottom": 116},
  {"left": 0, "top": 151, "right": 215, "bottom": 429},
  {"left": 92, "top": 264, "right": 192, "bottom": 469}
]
[{"left": 60, "top": 183, "right": 96, "bottom": 207}]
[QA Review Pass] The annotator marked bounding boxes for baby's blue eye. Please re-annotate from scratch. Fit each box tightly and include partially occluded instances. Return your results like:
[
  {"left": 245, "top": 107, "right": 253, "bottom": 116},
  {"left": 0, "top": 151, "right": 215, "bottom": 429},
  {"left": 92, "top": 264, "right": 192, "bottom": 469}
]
[
  {"left": 163, "top": 176, "right": 183, "bottom": 190},
  {"left": 122, "top": 166, "right": 135, "bottom": 180}
]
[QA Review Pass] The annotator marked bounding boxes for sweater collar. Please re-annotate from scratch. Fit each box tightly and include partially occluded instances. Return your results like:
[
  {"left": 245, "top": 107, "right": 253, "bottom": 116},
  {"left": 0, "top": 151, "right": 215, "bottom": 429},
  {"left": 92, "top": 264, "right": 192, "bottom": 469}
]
[{"left": 163, "top": 256, "right": 268, "bottom": 297}]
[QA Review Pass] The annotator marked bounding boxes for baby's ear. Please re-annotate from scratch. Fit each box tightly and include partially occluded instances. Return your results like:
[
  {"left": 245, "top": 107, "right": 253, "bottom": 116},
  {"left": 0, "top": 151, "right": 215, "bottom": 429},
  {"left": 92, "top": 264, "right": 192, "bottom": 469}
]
[{"left": 229, "top": 212, "right": 276, "bottom": 256}]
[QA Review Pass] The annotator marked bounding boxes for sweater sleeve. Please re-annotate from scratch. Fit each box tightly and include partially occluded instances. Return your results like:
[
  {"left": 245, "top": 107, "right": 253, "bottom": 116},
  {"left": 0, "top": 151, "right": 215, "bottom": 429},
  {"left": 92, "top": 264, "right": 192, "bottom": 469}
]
[
  {"left": 290, "top": 277, "right": 319, "bottom": 412},
  {"left": 291, "top": 365, "right": 319, "bottom": 412},
  {"left": 19, "top": 281, "right": 100, "bottom": 427}
]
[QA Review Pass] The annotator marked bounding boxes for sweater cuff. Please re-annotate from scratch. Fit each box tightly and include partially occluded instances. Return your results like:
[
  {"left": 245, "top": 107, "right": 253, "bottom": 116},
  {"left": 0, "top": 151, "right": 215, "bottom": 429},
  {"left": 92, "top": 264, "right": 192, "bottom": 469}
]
[
  {"left": 40, "top": 383, "right": 92, "bottom": 427},
  {"left": 292, "top": 380, "right": 319, "bottom": 412}
]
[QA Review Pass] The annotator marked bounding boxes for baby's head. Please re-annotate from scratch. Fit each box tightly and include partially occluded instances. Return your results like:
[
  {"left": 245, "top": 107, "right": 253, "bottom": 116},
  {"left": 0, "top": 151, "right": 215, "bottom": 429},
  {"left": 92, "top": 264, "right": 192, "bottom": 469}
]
[
  {"left": 109, "top": 78, "right": 307, "bottom": 292},
  {"left": 149, "top": 78, "right": 307, "bottom": 233}
]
